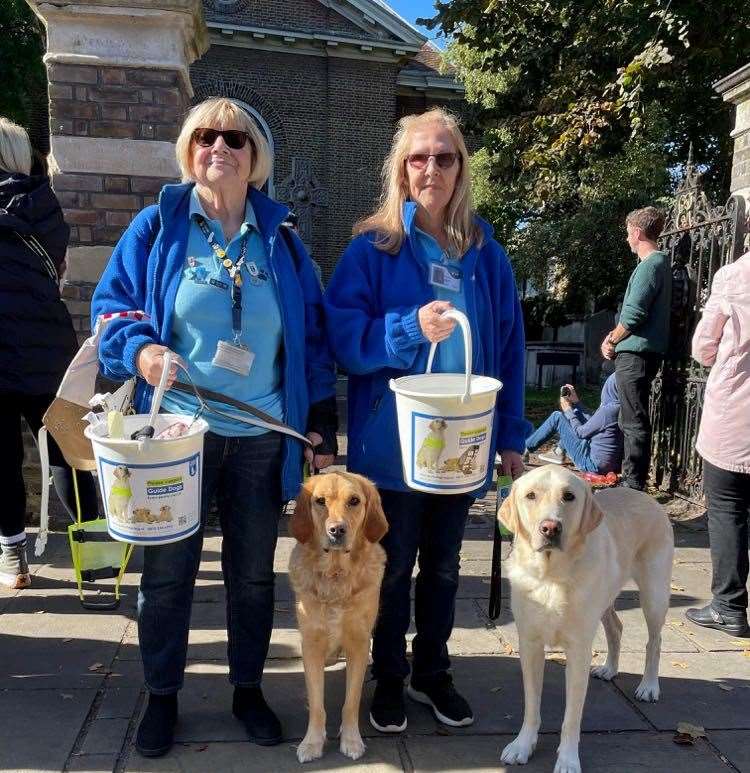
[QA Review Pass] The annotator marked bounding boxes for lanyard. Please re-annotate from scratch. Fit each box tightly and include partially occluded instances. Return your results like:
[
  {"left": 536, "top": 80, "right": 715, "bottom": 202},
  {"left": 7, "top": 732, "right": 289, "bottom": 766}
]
[{"left": 196, "top": 216, "right": 249, "bottom": 343}]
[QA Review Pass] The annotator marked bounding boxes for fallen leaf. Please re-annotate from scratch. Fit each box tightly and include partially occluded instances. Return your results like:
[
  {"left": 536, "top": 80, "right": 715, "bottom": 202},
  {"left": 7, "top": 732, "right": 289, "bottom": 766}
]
[
  {"left": 60, "top": 693, "right": 73, "bottom": 700},
  {"left": 669, "top": 621, "right": 685, "bottom": 627},
  {"left": 673, "top": 732, "right": 695, "bottom": 746},
  {"left": 490, "top": 686, "right": 502, "bottom": 693},
  {"left": 63, "top": 638, "right": 73, "bottom": 643},
  {"left": 670, "top": 584, "right": 685, "bottom": 592},
  {"left": 671, "top": 661, "right": 689, "bottom": 670},
  {"left": 718, "top": 684, "right": 734, "bottom": 692},
  {"left": 88, "top": 662, "right": 104, "bottom": 672},
  {"left": 729, "top": 640, "right": 749, "bottom": 647},
  {"left": 742, "top": 650, "right": 750, "bottom": 659},
  {"left": 547, "top": 652, "right": 566, "bottom": 663},
  {"left": 676, "top": 722, "right": 706, "bottom": 739},
  {"left": 503, "top": 642, "right": 514, "bottom": 656}
]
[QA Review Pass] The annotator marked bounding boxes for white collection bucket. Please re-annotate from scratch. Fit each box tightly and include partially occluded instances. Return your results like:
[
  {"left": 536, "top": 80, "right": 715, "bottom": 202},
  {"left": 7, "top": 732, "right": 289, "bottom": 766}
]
[
  {"left": 85, "top": 413, "right": 209, "bottom": 545},
  {"left": 84, "top": 352, "right": 210, "bottom": 545},
  {"left": 389, "top": 310, "right": 502, "bottom": 494}
]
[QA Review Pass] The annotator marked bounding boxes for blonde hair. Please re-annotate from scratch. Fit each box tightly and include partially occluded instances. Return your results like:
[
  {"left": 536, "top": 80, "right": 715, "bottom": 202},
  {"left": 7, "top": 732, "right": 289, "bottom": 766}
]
[
  {"left": 0, "top": 117, "right": 32, "bottom": 176},
  {"left": 175, "top": 98, "right": 272, "bottom": 188},
  {"left": 354, "top": 108, "right": 482, "bottom": 256}
]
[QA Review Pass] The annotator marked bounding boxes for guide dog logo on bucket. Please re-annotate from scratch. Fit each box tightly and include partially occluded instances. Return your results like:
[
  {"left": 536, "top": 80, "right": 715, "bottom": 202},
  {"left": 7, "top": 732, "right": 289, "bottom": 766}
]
[{"left": 146, "top": 476, "right": 184, "bottom": 496}]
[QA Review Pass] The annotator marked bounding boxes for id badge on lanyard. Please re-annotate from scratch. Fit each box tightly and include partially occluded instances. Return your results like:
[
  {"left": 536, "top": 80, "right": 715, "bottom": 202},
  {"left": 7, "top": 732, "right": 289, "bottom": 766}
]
[
  {"left": 429, "top": 261, "right": 462, "bottom": 292},
  {"left": 197, "top": 216, "right": 256, "bottom": 377}
]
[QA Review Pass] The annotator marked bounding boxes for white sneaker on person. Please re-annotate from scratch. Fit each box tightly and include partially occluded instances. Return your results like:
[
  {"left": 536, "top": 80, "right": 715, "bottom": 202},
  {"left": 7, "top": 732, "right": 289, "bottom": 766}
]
[{"left": 538, "top": 447, "right": 566, "bottom": 465}]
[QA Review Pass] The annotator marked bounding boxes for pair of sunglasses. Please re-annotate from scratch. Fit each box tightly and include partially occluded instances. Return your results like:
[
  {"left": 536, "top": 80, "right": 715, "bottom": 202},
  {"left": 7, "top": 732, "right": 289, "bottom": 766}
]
[
  {"left": 406, "top": 152, "right": 460, "bottom": 169},
  {"left": 192, "top": 128, "right": 251, "bottom": 150}
]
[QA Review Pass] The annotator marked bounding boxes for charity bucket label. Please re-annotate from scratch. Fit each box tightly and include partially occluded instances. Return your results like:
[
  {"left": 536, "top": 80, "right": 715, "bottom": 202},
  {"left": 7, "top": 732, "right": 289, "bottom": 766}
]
[
  {"left": 410, "top": 408, "right": 494, "bottom": 490},
  {"left": 97, "top": 452, "right": 202, "bottom": 542}
]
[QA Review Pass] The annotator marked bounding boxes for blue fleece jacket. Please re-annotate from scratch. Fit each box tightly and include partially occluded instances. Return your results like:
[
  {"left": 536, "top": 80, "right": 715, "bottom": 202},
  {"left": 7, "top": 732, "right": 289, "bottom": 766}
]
[
  {"left": 91, "top": 183, "right": 336, "bottom": 501},
  {"left": 563, "top": 373, "right": 623, "bottom": 474},
  {"left": 323, "top": 202, "right": 531, "bottom": 497}
]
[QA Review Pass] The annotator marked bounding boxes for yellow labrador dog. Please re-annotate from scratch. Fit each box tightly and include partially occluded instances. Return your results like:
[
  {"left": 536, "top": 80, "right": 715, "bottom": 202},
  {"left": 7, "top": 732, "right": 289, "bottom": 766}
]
[
  {"left": 289, "top": 472, "right": 388, "bottom": 764},
  {"left": 498, "top": 466, "right": 673, "bottom": 773}
]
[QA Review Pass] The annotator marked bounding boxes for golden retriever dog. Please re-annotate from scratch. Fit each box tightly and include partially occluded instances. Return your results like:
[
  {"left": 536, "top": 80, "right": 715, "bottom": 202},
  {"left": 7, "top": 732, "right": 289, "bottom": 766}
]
[
  {"left": 289, "top": 472, "right": 389, "bottom": 764},
  {"left": 498, "top": 466, "right": 673, "bottom": 773}
]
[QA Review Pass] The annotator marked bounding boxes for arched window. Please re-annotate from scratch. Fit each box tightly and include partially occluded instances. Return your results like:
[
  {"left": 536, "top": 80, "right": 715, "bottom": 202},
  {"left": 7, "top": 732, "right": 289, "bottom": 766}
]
[{"left": 230, "top": 99, "right": 275, "bottom": 197}]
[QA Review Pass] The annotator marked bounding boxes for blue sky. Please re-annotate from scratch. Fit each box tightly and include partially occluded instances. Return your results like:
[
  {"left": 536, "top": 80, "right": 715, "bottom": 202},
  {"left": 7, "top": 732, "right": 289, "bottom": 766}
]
[{"left": 384, "top": 0, "right": 444, "bottom": 46}]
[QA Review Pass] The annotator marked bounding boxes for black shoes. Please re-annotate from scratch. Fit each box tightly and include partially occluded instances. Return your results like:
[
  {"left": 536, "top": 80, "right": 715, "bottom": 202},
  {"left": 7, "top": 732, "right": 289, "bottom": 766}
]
[
  {"left": 136, "top": 693, "right": 178, "bottom": 758},
  {"left": 369, "top": 678, "right": 407, "bottom": 733},
  {"left": 232, "top": 686, "right": 283, "bottom": 745},
  {"left": 408, "top": 673, "right": 474, "bottom": 727},
  {"left": 685, "top": 604, "right": 750, "bottom": 637}
]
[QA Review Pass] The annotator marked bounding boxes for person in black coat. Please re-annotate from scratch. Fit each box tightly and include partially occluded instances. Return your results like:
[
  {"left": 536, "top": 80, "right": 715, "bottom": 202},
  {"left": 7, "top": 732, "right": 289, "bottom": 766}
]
[{"left": 0, "top": 117, "right": 98, "bottom": 589}]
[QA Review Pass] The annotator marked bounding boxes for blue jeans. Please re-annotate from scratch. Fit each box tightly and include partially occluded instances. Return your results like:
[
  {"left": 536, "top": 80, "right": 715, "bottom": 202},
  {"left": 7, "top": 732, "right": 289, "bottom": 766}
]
[
  {"left": 525, "top": 411, "right": 598, "bottom": 473},
  {"left": 372, "top": 489, "right": 472, "bottom": 683},
  {"left": 137, "top": 431, "right": 283, "bottom": 694}
]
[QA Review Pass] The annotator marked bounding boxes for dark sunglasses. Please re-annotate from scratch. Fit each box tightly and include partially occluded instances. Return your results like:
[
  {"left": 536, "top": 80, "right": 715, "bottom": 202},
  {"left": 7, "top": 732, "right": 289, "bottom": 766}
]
[
  {"left": 192, "top": 128, "right": 251, "bottom": 150},
  {"left": 406, "top": 152, "right": 460, "bottom": 170}
]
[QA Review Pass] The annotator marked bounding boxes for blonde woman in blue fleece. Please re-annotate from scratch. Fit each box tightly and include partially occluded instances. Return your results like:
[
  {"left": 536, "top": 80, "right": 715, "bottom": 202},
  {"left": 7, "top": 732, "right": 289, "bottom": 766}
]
[
  {"left": 325, "top": 108, "right": 530, "bottom": 734},
  {"left": 92, "top": 98, "right": 337, "bottom": 757}
]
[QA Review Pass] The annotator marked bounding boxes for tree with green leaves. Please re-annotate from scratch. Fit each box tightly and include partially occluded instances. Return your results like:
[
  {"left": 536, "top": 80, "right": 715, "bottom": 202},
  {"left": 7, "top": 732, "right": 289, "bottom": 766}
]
[
  {"left": 0, "top": 0, "right": 46, "bottom": 133},
  {"left": 423, "top": 0, "right": 750, "bottom": 315}
]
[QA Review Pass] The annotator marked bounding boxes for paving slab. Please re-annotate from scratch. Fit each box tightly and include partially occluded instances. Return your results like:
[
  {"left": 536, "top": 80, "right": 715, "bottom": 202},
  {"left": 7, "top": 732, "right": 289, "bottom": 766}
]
[
  {"left": 68, "top": 753, "right": 120, "bottom": 772},
  {"left": 405, "top": 732, "right": 731, "bottom": 772},
  {"left": 80, "top": 717, "right": 131, "bottom": 755},
  {"left": 431, "top": 655, "right": 648, "bottom": 736},
  {"left": 614, "top": 651, "right": 750, "bottom": 730},
  {"left": 710, "top": 730, "right": 750, "bottom": 772},
  {"left": 487, "top": 599, "right": 700, "bottom": 654},
  {"left": 124, "top": 738, "right": 403, "bottom": 772},
  {"left": 96, "top": 686, "right": 141, "bottom": 719},
  {"left": 0, "top": 687, "right": 96, "bottom": 772}
]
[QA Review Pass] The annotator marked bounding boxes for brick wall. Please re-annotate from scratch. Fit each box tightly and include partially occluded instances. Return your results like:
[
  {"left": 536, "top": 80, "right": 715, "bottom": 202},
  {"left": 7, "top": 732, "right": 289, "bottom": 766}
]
[
  {"left": 203, "top": 0, "right": 374, "bottom": 38},
  {"left": 48, "top": 63, "right": 190, "bottom": 143},
  {"left": 46, "top": 62, "right": 188, "bottom": 333},
  {"left": 55, "top": 173, "right": 165, "bottom": 248}
]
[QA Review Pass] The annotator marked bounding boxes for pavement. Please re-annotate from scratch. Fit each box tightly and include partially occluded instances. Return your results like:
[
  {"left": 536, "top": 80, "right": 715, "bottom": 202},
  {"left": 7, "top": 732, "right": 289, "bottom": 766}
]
[{"left": 1, "top": 488, "right": 749, "bottom": 773}]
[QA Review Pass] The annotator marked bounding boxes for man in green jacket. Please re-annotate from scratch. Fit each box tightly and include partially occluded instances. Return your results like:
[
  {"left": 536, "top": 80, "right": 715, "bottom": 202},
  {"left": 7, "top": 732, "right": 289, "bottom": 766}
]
[{"left": 601, "top": 207, "right": 671, "bottom": 490}]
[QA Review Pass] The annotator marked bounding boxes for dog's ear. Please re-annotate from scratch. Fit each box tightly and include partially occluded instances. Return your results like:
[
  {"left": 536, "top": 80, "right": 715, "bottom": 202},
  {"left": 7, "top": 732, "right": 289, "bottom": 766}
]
[
  {"left": 497, "top": 485, "right": 520, "bottom": 535},
  {"left": 352, "top": 475, "right": 388, "bottom": 543},
  {"left": 291, "top": 480, "right": 315, "bottom": 544},
  {"left": 580, "top": 489, "right": 605, "bottom": 536}
]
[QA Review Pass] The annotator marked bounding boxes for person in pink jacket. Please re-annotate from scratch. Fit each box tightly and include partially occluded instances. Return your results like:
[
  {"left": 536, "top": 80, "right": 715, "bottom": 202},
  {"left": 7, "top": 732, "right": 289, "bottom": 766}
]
[{"left": 685, "top": 251, "right": 750, "bottom": 637}]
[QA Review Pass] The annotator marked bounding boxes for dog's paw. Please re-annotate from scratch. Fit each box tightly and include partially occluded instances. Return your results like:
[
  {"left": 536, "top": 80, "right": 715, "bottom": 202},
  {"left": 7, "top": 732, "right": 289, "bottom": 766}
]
[
  {"left": 591, "top": 663, "right": 618, "bottom": 681},
  {"left": 339, "top": 730, "right": 365, "bottom": 760},
  {"left": 634, "top": 679, "right": 660, "bottom": 702},
  {"left": 500, "top": 734, "right": 537, "bottom": 765},
  {"left": 297, "top": 733, "right": 326, "bottom": 764},
  {"left": 553, "top": 752, "right": 582, "bottom": 773}
]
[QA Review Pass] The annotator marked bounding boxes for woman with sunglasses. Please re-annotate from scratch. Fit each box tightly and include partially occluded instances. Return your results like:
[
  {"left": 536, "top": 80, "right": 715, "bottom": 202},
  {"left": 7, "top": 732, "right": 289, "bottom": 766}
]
[
  {"left": 324, "top": 108, "right": 529, "bottom": 732},
  {"left": 92, "top": 98, "right": 337, "bottom": 757}
]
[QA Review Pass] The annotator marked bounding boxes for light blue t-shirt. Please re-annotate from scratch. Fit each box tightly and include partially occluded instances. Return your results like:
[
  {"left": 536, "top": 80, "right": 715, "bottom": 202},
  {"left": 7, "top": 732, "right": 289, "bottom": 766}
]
[
  {"left": 414, "top": 227, "right": 468, "bottom": 374},
  {"left": 161, "top": 189, "right": 284, "bottom": 435}
]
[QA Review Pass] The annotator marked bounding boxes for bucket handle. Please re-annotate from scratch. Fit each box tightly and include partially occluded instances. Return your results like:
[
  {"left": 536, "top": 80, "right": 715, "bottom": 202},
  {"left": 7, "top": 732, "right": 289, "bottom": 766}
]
[{"left": 425, "top": 309, "right": 472, "bottom": 404}]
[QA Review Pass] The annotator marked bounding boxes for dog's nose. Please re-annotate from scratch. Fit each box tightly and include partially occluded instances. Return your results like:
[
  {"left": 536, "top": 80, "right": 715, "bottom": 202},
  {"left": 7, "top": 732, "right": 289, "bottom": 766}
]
[
  {"left": 327, "top": 522, "right": 347, "bottom": 540},
  {"left": 539, "top": 519, "right": 562, "bottom": 539}
]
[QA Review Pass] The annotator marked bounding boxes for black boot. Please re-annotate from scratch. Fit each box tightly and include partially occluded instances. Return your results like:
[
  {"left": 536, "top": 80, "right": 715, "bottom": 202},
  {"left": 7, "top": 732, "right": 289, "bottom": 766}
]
[
  {"left": 135, "top": 693, "right": 177, "bottom": 757},
  {"left": 232, "top": 686, "right": 282, "bottom": 746},
  {"left": 685, "top": 604, "right": 750, "bottom": 637}
]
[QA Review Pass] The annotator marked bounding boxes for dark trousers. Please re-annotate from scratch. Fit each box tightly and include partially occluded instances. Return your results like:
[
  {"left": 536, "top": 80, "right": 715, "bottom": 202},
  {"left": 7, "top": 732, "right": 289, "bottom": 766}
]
[
  {"left": 703, "top": 460, "right": 750, "bottom": 618},
  {"left": 614, "top": 352, "right": 660, "bottom": 489},
  {"left": 0, "top": 391, "right": 99, "bottom": 540},
  {"left": 371, "top": 489, "right": 472, "bottom": 683},
  {"left": 137, "top": 431, "right": 283, "bottom": 694}
]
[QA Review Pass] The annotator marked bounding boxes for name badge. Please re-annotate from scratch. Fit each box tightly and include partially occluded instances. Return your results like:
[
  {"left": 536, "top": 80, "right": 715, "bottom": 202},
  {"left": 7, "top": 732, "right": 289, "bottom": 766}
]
[
  {"left": 212, "top": 340, "right": 255, "bottom": 376},
  {"left": 429, "top": 262, "right": 462, "bottom": 292},
  {"left": 209, "top": 278, "right": 229, "bottom": 291}
]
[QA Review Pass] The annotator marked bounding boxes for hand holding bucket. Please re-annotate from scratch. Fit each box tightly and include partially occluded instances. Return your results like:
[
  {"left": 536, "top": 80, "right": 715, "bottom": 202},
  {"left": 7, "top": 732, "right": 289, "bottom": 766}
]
[{"left": 390, "top": 309, "right": 503, "bottom": 494}]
